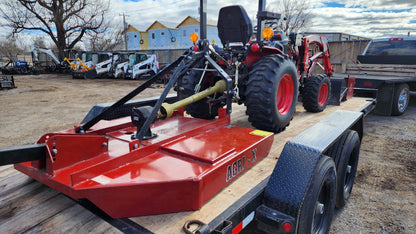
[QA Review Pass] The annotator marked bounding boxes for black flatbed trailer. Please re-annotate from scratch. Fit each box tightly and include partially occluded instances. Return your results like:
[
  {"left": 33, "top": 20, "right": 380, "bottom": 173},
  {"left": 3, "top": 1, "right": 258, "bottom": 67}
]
[{"left": 334, "top": 63, "right": 416, "bottom": 116}]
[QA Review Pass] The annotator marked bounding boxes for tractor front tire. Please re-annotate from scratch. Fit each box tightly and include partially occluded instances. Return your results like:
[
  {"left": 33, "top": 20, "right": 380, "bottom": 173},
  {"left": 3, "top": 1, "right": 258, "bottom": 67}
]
[
  {"left": 302, "top": 74, "right": 331, "bottom": 113},
  {"left": 245, "top": 54, "right": 299, "bottom": 133}
]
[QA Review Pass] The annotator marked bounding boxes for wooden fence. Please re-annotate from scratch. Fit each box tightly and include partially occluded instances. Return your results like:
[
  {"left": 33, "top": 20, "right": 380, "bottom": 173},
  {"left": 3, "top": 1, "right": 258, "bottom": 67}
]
[{"left": 328, "top": 40, "right": 371, "bottom": 73}]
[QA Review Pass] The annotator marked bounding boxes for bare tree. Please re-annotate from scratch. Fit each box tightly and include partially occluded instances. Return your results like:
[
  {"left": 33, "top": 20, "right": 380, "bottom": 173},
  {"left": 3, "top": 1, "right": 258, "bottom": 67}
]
[
  {"left": 87, "top": 29, "right": 124, "bottom": 51},
  {"left": 0, "top": 35, "right": 25, "bottom": 60},
  {"left": 0, "top": 0, "right": 110, "bottom": 60},
  {"left": 276, "top": 0, "right": 312, "bottom": 35}
]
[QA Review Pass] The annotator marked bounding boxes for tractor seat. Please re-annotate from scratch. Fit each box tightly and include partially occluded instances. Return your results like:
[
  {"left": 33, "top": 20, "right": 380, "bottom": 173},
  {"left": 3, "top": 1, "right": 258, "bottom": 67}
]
[{"left": 217, "top": 5, "right": 253, "bottom": 47}]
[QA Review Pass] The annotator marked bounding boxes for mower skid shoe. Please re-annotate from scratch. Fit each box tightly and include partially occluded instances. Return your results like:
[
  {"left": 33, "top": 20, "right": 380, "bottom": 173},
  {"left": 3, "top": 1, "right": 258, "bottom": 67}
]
[{"left": 14, "top": 115, "right": 274, "bottom": 218}]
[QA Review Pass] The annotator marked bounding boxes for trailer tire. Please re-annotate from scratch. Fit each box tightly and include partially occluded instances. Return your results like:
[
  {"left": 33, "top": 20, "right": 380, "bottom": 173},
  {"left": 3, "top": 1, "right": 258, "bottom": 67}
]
[
  {"left": 245, "top": 54, "right": 298, "bottom": 133},
  {"left": 328, "top": 129, "right": 360, "bottom": 208},
  {"left": 391, "top": 83, "right": 409, "bottom": 116},
  {"left": 302, "top": 74, "right": 331, "bottom": 113},
  {"left": 298, "top": 156, "right": 336, "bottom": 234},
  {"left": 179, "top": 64, "right": 225, "bottom": 119}
]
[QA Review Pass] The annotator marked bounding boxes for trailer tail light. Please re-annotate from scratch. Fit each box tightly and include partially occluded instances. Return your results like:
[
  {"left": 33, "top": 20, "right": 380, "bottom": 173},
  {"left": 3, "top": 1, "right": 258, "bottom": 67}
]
[
  {"left": 250, "top": 42, "right": 260, "bottom": 52},
  {"left": 282, "top": 222, "right": 292, "bottom": 232},
  {"left": 389, "top": 38, "right": 403, "bottom": 41},
  {"left": 255, "top": 205, "right": 296, "bottom": 233}
]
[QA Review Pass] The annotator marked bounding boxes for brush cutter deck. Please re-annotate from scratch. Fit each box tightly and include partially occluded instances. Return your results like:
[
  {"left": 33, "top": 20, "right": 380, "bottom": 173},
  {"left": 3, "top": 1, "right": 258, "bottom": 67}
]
[{"left": 14, "top": 111, "right": 273, "bottom": 218}]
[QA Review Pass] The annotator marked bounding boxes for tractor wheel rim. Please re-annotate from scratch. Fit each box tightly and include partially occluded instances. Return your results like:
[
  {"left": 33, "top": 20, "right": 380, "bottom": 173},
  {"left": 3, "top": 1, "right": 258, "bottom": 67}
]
[
  {"left": 276, "top": 74, "right": 294, "bottom": 115},
  {"left": 318, "top": 83, "right": 329, "bottom": 106}
]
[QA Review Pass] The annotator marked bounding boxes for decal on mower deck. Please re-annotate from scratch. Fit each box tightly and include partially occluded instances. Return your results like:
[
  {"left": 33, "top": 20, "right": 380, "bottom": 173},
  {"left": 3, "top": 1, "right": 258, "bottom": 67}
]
[{"left": 226, "top": 156, "right": 245, "bottom": 182}]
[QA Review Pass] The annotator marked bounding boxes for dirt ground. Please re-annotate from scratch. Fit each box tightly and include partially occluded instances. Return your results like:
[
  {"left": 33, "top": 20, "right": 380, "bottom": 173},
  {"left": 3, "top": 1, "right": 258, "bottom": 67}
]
[{"left": 1, "top": 74, "right": 415, "bottom": 233}]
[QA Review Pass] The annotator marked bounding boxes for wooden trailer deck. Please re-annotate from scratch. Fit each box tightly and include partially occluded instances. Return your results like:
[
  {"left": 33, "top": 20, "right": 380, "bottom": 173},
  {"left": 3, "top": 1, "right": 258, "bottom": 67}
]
[{"left": 0, "top": 97, "right": 373, "bottom": 233}]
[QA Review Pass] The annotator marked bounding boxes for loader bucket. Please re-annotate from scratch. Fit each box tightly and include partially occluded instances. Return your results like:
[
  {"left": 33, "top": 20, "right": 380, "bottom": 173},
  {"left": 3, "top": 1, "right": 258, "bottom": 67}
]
[{"left": 72, "top": 69, "right": 97, "bottom": 79}]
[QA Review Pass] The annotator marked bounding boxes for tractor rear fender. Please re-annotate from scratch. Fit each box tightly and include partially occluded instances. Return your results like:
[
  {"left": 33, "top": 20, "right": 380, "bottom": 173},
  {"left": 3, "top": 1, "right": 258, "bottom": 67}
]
[{"left": 246, "top": 46, "right": 284, "bottom": 67}]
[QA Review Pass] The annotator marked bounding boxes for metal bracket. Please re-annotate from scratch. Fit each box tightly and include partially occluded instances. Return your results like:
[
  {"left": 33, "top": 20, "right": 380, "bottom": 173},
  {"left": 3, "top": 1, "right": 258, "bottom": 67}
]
[{"left": 205, "top": 55, "right": 233, "bottom": 114}]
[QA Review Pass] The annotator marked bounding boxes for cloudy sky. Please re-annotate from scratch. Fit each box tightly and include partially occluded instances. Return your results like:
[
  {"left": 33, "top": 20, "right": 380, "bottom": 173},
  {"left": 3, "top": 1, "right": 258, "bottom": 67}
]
[
  {"left": 1, "top": 0, "right": 415, "bottom": 48},
  {"left": 110, "top": 0, "right": 415, "bottom": 38}
]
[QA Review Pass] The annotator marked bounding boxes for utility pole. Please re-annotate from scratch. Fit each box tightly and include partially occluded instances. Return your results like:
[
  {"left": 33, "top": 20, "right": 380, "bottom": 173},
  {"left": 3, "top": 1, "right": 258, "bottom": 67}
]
[{"left": 121, "top": 13, "right": 128, "bottom": 50}]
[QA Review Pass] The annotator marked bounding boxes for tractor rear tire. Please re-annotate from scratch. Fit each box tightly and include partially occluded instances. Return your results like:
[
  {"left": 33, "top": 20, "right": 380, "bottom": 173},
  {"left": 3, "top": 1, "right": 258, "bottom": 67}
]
[
  {"left": 178, "top": 64, "right": 225, "bottom": 119},
  {"left": 245, "top": 54, "right": 298, "bottom": 133},
  {"left": 302, "top": 74, "right": 331, "bottom": 113}
]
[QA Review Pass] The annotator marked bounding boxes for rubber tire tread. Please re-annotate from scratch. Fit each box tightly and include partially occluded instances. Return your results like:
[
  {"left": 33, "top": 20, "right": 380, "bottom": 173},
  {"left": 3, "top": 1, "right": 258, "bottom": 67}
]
[
  {"left": 298, "top": 156, "right": 336, "bottom": 234},
  {"left": 245, "top": 54, "right": 298, "bottom": 133},
  {"left": 179, "top": 63, "right": 224, "bottom": 119},
  {"left": 327, "top": 129, "right": 360, "bottom": 208},
  {"left": 302, "top": 74, "right": 331, "bottom": 113},
  {"left": 391, "top": 83, "right": 410, "bottom": 116}
]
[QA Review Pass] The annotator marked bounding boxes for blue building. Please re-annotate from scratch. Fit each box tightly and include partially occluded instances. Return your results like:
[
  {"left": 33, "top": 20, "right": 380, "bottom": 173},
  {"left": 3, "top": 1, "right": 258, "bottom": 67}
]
[{"left": 125, "top": 16, "right": 222, "bottom": 50}]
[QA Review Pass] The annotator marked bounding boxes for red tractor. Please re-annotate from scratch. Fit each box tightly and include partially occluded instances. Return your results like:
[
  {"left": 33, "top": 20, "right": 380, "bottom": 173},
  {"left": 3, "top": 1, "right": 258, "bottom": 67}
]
[{"left": 178, "top": 1, "right": 333, "bottom": 134}]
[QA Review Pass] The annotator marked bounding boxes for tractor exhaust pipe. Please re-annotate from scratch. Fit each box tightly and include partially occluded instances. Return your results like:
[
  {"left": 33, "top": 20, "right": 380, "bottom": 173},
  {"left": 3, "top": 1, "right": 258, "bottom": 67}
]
[{"left": 158, "top": 79, "right": 226, "bottom": 119}]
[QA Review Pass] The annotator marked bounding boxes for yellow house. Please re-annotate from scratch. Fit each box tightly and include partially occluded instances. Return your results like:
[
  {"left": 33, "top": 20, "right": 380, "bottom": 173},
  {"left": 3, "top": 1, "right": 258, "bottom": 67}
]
[
  {"left": 176, "top": 16, "right": 221, "bottom": 48},
  {"left": 124, "top": 24, "right": 149, "bottom": 50}
]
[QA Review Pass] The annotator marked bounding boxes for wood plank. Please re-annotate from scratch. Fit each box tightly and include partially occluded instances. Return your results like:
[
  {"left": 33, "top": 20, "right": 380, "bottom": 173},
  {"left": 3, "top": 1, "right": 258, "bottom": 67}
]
[
  {"left": 345, "top": 70, "right": 416, "bottom": 77},
  {"left": 24, "top": 204, "right": 120, "bottom": 234},
  {"left": 347, "top": 64, "right": 416, "bottom": 69},
  {"left": 131, "top": 98, "right": 371, "bottom": 233},
  {"left": 0, "top": 172, "right": 34, "bottom": 196},
  {"left": 0, "top": 165, "right": 18, "bottom": 180},
  {"left": 0, "top": 192, "right": 75, "bottom": 233},
  {"left": 347, "top": 67, "right": 416, "bottom": 73},
  {"left": 346, "top": 64, "right": 416, "bottom": 77}
]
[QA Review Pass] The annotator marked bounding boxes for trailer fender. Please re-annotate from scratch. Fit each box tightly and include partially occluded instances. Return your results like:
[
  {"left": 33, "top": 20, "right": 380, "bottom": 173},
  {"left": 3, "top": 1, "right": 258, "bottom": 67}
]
[{"left": 256, "top": 110, "right": 363, "bottom": 232}]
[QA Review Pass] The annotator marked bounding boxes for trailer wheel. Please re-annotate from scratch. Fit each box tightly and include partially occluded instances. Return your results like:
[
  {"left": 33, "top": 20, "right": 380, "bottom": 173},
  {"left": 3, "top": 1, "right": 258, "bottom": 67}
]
[
  {"left": 391, "top": 83, "right": 410, "bottom": 116},
  {"left": 327, "top": 129, "right": 360, "bottom": 208},
  {"left": 179, "top": 64, "right": 225, "bottom": 119},
  {"left": 302, "top": 74, "right": 331, "bottom": 113},
  {"left": 298, "top": 156, "right": 336, "bottom": 234},
  {"left": 245, "top": 54, "right": 298, "bottom": 133}
]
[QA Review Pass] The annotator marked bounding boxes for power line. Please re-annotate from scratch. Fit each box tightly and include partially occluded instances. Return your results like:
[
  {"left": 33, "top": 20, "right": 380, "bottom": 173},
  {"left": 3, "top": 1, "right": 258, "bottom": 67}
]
[{"left": 120, "top": 0, "right": 196, "bottom": 14}]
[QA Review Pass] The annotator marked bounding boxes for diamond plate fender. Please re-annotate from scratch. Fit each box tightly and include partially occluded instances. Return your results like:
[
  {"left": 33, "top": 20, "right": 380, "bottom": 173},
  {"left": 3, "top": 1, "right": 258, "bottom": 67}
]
[{"left": 262, "top": 110, "right": 363, "bottom": 224}]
